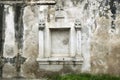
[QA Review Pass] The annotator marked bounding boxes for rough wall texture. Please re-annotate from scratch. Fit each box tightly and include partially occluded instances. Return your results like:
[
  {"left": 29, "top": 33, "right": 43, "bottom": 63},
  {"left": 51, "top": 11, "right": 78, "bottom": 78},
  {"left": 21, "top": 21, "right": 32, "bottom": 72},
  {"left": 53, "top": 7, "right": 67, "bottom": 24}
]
[{"left": 1, "top": 0, "right": 120, "bottom": 78}]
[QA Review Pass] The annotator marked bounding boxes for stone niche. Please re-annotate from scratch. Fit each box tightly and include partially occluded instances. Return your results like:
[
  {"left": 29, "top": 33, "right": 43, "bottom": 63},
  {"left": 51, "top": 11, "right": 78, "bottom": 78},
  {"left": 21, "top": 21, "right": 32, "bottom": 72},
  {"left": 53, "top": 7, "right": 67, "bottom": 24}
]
[
  {"left": 51, "top": 28, "right": 70, "bottom": 57},
  {"left": 37, "top": 19, "right": 83, "bottom": 65}
]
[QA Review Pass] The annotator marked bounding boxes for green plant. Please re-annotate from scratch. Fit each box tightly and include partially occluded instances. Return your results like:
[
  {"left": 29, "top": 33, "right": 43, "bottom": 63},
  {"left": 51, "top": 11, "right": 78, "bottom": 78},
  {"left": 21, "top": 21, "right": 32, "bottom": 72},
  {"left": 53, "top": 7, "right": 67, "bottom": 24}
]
[{"left": 47, "top": 73, "right": 120, "bottom": 80}]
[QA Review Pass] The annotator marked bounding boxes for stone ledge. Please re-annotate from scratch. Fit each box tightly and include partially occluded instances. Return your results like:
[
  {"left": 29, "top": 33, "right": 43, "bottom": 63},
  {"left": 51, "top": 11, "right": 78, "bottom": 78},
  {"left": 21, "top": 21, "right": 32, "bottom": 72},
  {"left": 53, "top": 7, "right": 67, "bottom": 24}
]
[
  {"left": 37, "top": 57, "right": 83, "bottom": 65},
  {"left": 0, "top": 0, "right": 56, "bottom": 5},
  {"left": 49, "top": 27, "right": 71, "bottom": 29}
]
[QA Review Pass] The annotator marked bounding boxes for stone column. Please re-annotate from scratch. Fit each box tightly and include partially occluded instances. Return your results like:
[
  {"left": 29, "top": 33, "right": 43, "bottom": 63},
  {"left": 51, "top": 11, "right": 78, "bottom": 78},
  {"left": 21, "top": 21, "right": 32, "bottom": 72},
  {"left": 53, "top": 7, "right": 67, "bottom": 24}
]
[
  {"left": 3, "top": 5, "right": 15, "bottom": 58},
  {"left": 75, "top": 19, "right": 82, "bottom": 57},
  {"left": 76, "top": 27, "right": 82, "bottom": 57},
  {"left": 38, "top": 20, "right": 45, "bottom": 58},
  {"left": 45, "top": 27, "right": 51, "bottom": 57},
  {"left": 70, "top": 27, "right": 76, "bottom": 57},
  {"left": 3, "top": 5, "right": 16, "bottom": 78}
]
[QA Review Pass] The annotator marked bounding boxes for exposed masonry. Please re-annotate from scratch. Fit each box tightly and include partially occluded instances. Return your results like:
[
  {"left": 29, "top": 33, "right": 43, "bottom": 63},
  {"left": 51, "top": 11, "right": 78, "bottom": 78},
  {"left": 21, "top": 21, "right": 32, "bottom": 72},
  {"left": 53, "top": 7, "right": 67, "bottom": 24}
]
[{"left": 0, "top": 0, "right": 120, "bottom": 78}]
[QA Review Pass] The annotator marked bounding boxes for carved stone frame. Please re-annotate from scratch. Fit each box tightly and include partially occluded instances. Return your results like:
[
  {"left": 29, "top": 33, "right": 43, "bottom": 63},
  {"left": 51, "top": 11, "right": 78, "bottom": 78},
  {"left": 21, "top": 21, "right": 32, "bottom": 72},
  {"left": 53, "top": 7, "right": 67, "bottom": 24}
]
[{"left": 37, "top": 20, "right": 83, "bottom": 65}]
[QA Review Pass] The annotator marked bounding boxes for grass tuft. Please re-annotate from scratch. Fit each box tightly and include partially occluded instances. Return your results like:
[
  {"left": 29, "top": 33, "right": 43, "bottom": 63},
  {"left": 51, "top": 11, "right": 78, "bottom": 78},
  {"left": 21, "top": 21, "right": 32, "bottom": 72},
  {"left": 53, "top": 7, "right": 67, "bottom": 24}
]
[{"left": 47, "top": 73, "right": 120, "bottom": 80}]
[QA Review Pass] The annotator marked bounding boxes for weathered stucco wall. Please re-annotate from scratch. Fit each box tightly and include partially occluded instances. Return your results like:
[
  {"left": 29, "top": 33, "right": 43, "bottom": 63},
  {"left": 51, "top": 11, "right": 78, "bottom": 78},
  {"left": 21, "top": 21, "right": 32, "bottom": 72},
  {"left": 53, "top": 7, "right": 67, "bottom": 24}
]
[{"left": 1, "top": 0, "right": 120, "bottom": 78}]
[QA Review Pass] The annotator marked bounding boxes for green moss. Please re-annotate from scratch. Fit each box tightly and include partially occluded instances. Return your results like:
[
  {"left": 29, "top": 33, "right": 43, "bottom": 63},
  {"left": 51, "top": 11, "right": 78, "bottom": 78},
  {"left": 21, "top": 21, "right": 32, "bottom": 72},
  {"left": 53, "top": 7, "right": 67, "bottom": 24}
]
[{"left": 47, "top": 73, "right": 120, "bottom": 80}]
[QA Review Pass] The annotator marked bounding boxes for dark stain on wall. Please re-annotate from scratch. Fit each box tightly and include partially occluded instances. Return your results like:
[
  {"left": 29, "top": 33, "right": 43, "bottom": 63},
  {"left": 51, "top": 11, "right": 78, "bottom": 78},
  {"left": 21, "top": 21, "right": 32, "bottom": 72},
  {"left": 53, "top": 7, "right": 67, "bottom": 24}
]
[
  {"left": 109, "top": 0, "right": 117, "bottom": 15},
  {"left": 14, "top": 5, "right": 24, "bottom": 50},
  {"left": 0, "top": 4, "right": 5, "bottom": 78},
  {"left": 0, "top": 5, "right": 4, "bottom": 56},
  {"left": 84, "top": 3, "right": 89, "bottom": 10}
]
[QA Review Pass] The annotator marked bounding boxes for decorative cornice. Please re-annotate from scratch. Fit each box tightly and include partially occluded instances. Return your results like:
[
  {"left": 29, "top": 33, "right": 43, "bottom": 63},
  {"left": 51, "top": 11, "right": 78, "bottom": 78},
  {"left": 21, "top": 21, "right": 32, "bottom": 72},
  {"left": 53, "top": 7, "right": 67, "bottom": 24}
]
[{"left": 0, "top": 0, "right": 56, "bottom": 5}]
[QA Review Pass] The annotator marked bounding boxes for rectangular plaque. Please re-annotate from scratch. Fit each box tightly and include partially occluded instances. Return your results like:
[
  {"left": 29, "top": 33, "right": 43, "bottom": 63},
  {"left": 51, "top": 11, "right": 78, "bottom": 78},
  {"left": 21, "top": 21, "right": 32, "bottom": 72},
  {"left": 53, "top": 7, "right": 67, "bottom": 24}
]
[{"left": 51, "top": 29, "right": 70, "bottom": 57}]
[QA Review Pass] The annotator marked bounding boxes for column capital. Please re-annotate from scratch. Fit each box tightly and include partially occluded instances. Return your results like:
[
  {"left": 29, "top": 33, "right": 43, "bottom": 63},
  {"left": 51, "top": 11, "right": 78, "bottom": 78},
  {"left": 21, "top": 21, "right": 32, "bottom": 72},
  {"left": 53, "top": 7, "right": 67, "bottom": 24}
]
[
  {"left": 74, "top": 19, "right": 82, "bottom": 29},
  {"left": 39, "top": 20, "right": 45, "bottom": 30}
]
